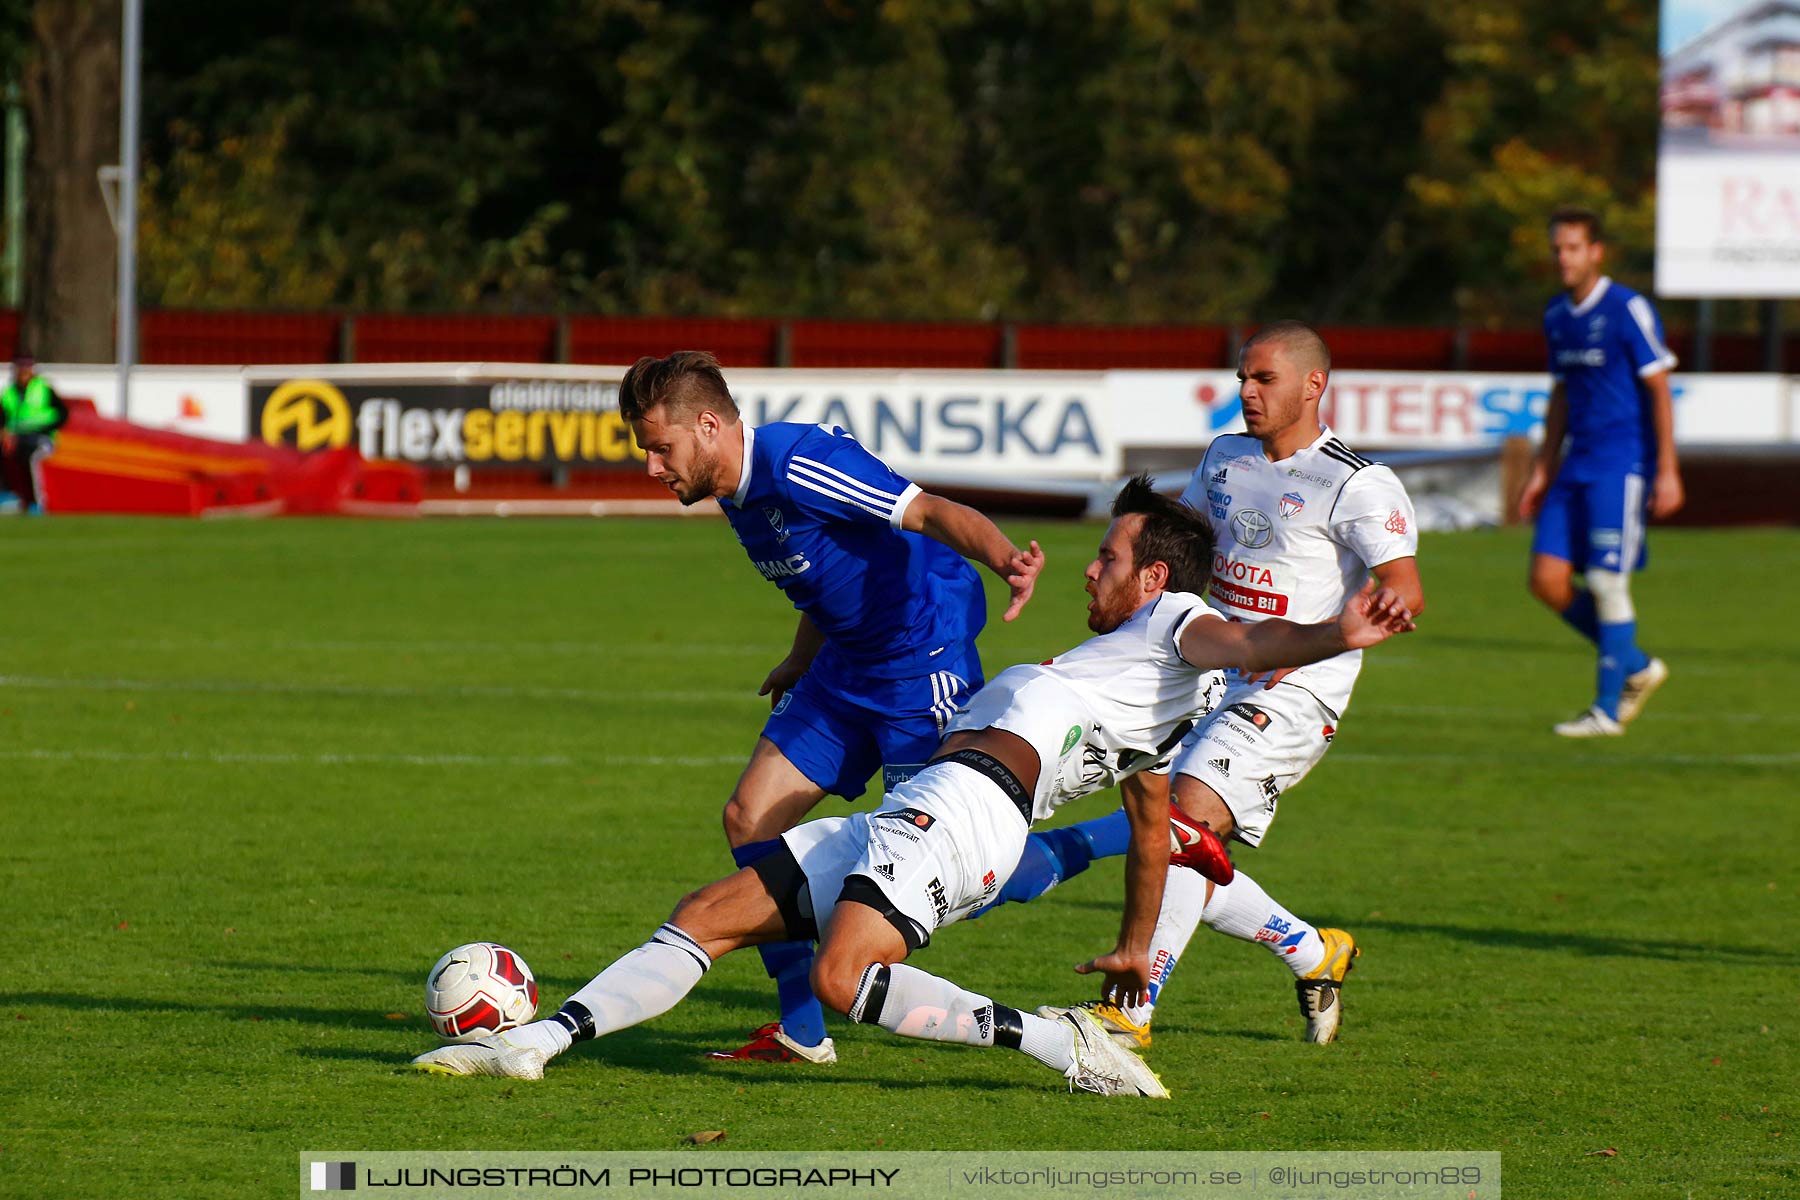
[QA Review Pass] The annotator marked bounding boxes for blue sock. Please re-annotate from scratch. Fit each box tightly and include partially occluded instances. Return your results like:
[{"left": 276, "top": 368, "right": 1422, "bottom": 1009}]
[
  {"left": 1559, "top": 591, "right": 1599, "bottom": 644},
  {"left": 1595, "top": 621, "right": 1642, "bottom": 720},
  {"left": 732, "top": 839, "right": 827, "bottom": 1047},
  {"left": 968, "top": 816, "right": 1120, "bottom": 919},
  {"left": 1068, "top": 809, "right": 1132, "bottom": 860}
]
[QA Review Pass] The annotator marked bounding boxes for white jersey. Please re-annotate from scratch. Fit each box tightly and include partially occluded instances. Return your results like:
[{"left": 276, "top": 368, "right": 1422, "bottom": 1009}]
[
  {"left": 945, "top": 592, "right": 1227, "bottom": 822},
  {"left": 1179, "top": 428, "right": 1417, "bottom": 712}
]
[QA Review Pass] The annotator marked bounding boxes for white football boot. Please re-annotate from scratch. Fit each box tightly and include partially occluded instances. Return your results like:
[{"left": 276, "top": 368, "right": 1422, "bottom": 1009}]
[
  {"left": 1058, "top": 1008, "right": 1169, "bottom": 1098},
  {"left": 1617, "top": 658, "right": 1669, "bottom": 725},
  {"left": 1033, "top": 1000, "right": 1154, "bottom": 1049},
  {"left": 412, "top": 1030, "right": 549, "bottom": 1079},
  {"left": 1553, "top": 706, "right": 1624, "bottom": 738}
]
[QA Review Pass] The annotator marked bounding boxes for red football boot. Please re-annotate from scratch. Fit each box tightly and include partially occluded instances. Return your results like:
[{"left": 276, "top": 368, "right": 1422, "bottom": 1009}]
[
  {"left": 707, "top": 1021, "right": 837, "bottom": 1063},
  {"left": 1168, "top": 801, "right": 1234, "bottom": 884}
]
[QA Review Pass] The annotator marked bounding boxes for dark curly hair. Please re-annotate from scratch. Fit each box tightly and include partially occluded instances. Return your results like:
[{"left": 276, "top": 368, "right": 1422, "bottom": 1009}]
[{"left": 1110, "top": 473, "right": 1214, "bottom": 595}]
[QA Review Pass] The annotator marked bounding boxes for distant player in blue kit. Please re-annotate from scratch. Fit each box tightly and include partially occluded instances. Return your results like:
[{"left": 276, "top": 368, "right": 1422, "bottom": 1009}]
[
  {"left": 618, "top": 351, "right": 1044, "bottom": 1062},
  {"left": 1518, "top": 208, "right": 1684, "bottom": 737}
]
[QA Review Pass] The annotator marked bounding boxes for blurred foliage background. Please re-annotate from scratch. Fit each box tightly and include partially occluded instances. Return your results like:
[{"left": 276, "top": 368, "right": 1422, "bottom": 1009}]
[{"left": 6, "top": 0, "right": 1758, "bottom": 332}]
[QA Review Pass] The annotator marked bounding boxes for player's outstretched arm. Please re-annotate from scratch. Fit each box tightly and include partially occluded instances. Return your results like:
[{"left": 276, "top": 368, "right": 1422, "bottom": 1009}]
[
  {"left": 901, "top": 492, "right": 1044, "bottom": 621},
  {"left": 1073, "top": 770, "right": 1168, "bottom": 1008},
  {"left": 1242, "top": 561, "right": 1424, "bottom": 694},
  {"left": 1179, "top": 581, "right": 1415, "bottom": 675}
]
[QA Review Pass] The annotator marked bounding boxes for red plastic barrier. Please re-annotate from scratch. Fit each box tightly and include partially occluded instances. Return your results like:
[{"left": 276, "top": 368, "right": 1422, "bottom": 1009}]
[
  {"left": 1015, "top": 323, "right": 1231, "bottom": 369},
  {"left": 39, "top": 400, "right": 422, "bottom": 517},
  {"left": 1318, "top": 326, "right": 1459, "bottom": 370},
  {"left": 355, "top": 314, "right": 558, "bottom": 363},
  {"left": 567, "top": 316, "right": 779, "bottom": 367},
  {"left": 1703, "top": 333, "right": 1776, "bottom": 372},
  {"left": 142, "top": 310, "right": 342, "bottom": 365},
  {"left": 1465, "top": 330, "right": 1543, "bottom": 372},
  {"left": 10, "top": 307, "right": 1791, "bottom": 376},
  {"left": 788, "top": 319, "right": 1000, "bottom": 369}
]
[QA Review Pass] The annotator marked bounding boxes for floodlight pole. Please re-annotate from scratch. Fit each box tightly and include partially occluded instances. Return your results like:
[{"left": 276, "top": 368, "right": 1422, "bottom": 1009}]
[
  {"left": 3, "top": 80, "right": 23, "bottom": 308},
  {"left": 116, "top": 0, "right": 142, "bottom": 420}
]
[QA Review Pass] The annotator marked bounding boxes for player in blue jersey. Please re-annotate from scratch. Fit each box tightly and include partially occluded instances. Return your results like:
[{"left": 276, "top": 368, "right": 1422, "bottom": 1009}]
[
  {"left": 618, "top": 350, "right": 1044, "bottom": 1063},
  {"left": 1518, "top": 208, "right": 1683, "bottom": 737}
]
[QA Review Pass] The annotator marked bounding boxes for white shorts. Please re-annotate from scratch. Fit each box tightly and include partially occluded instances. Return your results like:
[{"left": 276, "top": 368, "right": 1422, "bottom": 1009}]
[
  {"left": 780, "top": 759, "right": 1029, "bottom": 948},
  {"left": 1169, "top": 679, "right": 1341, "bottom": 847}
]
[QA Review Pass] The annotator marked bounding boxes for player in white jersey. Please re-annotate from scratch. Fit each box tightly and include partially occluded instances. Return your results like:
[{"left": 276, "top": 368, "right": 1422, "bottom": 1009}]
[
  {"left": 411, "top": 476, "right": 1416, "bottom": 1095},
  {"left": 1035, "top": 321, "right": 1424, "bottom": 1049}
]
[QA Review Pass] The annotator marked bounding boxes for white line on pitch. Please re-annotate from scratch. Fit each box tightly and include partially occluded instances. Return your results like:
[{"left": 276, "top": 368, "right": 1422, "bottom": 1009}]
[
  {"left": 0, "top": 748, "right": 744, "bottom": 768},
  {"left": 14, "top": 744, "right": 1787, "bottom": 772},
  {"left": 1358, "top": 703, "right": 1800, "bottom": 724},
  {"left": 0, "top": 637, "right": 775, "bottom": 657},
  {"left": 1329, "top": 751, "right": 1800, "bottom": 767},
  {"left": 0, "top": 674, "right": 752, "bottom": 705}
]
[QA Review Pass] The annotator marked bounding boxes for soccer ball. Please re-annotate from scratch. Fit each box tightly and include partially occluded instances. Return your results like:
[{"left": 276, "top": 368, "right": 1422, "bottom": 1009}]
[{"left": 425, "top": 942, "right": 539, "bottom": 1042}]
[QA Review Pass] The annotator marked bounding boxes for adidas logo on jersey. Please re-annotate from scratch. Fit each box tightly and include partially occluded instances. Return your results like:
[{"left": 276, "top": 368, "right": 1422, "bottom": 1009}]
[
  {"left": 874, "top": 863, "right": 895, "bottom": 880},
  {"left": 1208, "top": 757, "right": 1231, "bottom": 777}
]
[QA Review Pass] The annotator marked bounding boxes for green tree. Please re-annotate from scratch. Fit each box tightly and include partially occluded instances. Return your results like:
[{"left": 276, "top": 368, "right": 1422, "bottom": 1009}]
[
  {"left": 121, "top": 0, "right": 1679, "bottom": 329},
  {"left": 1404, "top": 0, "right": 1660, "bottom": 325},
  {"left": 141, "top": 0, "right": 621, "bottom": 310},
  {"left": 139, "top": 111, "right": 344, "bottom": 308}
]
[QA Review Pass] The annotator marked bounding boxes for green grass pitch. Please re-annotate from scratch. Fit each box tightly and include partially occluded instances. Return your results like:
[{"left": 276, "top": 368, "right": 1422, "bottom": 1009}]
[{"left": 2, "top": 516, "right": 1794, "bottom": 1198}]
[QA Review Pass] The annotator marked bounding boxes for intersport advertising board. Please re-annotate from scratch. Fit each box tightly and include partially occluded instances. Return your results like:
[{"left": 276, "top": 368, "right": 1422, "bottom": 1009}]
[{"left": 1109, "top": 370, "right": 1795, "bottom": 450}]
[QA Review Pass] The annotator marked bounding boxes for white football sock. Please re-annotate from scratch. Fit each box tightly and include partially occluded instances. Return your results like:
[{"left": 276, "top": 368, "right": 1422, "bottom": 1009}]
[
  {"left": 1016, "top": 1012, "right": 1078, "bottom": 1073},
  {"left": 1119, "top": 864, "right": 1212, "bottom": 1026},
  {"left": 856, "top": 962, "right": 998, "bottom": 1044},
  {"left": 1202, "top": 871, "right": 1324, "bottom": 976},
  {"left": 502, "top": 1017, "right": 574, "bottom": 1058},
  {"left": 546, "top": 923, "right": 712, "bottom": 1051},
  {"left": 849, "top": 962, "right": 1075, "bottom": 1073}
]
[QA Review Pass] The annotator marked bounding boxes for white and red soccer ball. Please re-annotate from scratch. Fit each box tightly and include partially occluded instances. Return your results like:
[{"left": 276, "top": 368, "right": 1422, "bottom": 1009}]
[{"left": 425, "top": 942, "right": 539, "bottom": 1042}]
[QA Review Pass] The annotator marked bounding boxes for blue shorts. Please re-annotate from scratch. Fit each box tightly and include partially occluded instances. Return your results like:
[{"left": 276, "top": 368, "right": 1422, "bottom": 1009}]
[
  {"left": 763, "top": 642, "right": 984, "bottom": 801},
  {"left": 1532, "top": 470, "right": 1650, "bottom": 574}
]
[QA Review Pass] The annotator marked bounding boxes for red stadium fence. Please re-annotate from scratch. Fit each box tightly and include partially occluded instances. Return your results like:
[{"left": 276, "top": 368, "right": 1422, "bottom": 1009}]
[{"left": 1, "top": 309, "right": 1791, "bottom": 374}]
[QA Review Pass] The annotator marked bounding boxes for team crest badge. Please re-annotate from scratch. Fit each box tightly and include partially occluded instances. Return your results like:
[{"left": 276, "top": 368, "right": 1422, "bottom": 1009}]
[
  {"left": 1279, "top": 492, "right": 1304, "bottom": 520},
  {"left": 763, "top": 506, "right": 789, "bottom": 542}
]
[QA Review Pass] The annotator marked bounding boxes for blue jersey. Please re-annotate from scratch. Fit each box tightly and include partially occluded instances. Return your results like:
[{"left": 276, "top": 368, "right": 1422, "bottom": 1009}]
[
  {"left": 1543, "top": 276, "right": 1676, "bottom": 480},
  {"left": 720, "top": 421, "right": 985, "bottom": 680}
]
